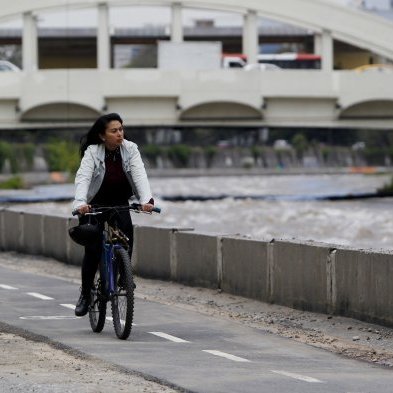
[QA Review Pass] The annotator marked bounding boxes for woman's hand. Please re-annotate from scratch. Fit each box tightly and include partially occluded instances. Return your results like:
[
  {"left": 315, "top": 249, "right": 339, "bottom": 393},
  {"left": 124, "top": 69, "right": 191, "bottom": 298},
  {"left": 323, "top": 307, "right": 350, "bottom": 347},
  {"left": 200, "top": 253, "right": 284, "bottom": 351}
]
[
  {"left": 141, "top": 203, "right": 154, "bottom": 213},
  {"left": 77, "top": 204, "right": 91, "bottom": 215}
]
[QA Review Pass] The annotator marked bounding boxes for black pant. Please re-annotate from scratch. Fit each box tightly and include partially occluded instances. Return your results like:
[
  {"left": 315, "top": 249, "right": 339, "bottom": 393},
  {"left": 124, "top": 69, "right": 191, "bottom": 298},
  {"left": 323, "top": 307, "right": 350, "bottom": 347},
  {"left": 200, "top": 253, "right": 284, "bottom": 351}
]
[{"left": 80, "top": 208, "right": 133, "bottom": 294}]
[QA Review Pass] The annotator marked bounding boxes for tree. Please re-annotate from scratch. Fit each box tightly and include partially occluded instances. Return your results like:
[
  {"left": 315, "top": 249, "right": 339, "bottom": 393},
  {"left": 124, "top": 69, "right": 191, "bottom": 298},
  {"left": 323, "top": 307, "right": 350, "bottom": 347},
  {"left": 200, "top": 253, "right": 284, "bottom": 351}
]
[{"left": 291, "top": 133, "right": 309, "bottom": 160}]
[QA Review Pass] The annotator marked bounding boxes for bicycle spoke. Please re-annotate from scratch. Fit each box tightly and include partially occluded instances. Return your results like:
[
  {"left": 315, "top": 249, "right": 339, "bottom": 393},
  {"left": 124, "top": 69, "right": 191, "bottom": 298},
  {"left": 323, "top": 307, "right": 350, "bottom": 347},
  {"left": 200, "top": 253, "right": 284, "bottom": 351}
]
[
  {"left": 111, "top": 248, "right": 134, "bottom": 340},
  {"left": 89, "top": 270, "right": 107, "bottom": 333}
]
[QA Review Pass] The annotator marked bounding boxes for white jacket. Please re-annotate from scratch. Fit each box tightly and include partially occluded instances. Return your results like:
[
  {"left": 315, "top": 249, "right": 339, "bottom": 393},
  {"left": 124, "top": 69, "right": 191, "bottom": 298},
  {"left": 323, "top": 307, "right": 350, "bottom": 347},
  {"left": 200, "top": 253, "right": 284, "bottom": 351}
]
[{"left": 73, "top": 140, "right": 152, "bottom": 211}]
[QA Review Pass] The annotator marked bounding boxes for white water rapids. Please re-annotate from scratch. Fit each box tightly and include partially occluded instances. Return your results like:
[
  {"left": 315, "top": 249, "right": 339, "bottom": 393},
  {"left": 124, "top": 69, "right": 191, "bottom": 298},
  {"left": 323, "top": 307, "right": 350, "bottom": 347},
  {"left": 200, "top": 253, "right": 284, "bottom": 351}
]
[{"left": 8, "top": 173, "right": 393, "bottom": 251}]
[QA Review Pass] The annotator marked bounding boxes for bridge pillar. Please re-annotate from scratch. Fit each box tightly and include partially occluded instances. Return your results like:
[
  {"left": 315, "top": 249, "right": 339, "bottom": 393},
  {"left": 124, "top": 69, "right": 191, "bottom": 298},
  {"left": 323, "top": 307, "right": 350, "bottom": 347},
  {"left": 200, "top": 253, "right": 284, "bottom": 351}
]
[
  {"left": 22, "top": 12, "right": 38, "bottom": 71},
  {"left": 243, "top": 10, "right": 258, "bottom": 64},
  {"left": 315, "top": 30, "right": 333, "bottom": 71},
  {"left": 171, "top": 3, "right": 183, "bottom": 43},
  {"left": 97, "top": 3, "right": 110, "bottom": 70}
]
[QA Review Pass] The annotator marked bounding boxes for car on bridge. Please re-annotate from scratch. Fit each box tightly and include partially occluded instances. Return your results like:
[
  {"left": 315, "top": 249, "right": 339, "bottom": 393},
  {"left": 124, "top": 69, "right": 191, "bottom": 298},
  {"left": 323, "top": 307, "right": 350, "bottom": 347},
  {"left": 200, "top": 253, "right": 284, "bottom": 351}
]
[
  {"left": 0, "top": 60, "right": 21, "bottom": 72},
  {"left": 354, "top": 64, "right": 393, "bottom": 73},
  {"left": 244, "top": 63, "right": 282, "bottom": 71}
]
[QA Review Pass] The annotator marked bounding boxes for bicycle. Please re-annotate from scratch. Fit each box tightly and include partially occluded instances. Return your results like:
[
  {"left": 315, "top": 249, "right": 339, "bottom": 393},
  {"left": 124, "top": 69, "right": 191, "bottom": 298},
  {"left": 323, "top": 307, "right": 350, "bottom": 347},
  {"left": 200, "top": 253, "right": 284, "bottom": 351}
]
[{"left": 71, "top": 203, "right": 161, "bottom": 340}]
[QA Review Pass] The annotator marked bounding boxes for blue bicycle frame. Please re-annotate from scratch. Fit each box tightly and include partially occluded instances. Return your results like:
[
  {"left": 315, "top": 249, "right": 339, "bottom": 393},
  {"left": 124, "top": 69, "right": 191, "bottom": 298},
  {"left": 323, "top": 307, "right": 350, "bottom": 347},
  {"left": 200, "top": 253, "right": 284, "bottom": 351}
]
[{"left": 101, "top": 236, "right": 124, "bottom": 297}]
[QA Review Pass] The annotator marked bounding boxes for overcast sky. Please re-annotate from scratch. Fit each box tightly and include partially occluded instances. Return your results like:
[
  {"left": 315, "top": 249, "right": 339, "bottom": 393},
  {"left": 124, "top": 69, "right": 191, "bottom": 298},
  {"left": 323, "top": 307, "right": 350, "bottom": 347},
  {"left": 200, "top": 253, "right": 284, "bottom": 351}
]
[{"left": 0, "top": 0, "right": 389, "bottom": 29}]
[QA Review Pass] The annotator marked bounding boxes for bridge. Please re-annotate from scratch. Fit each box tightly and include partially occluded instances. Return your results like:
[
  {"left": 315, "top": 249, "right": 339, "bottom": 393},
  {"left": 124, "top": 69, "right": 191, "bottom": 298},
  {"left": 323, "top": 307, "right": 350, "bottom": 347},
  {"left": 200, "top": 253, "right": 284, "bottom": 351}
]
[{"left": 0, "top": 0, "right": 393, "bottom": 129}]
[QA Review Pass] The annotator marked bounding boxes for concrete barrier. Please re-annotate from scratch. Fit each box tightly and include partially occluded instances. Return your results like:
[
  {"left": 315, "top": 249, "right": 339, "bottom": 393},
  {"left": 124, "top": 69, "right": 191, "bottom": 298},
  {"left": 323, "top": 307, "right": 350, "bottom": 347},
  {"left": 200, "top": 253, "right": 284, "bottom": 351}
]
[
  {"left": 174, "top": 231, "right": 220, "bottom": 288},
  {"left": 271, "top": 240, "right": 335, "bottom": 313},
  {"left": 0, "top": 208, "right": 5, "bottom": 250},
  {"left": 133, "top": 226, "right": 193, "bottom": 280},
  {"left": 3, "top": 210, "right": 24, "bottom": 252},
  {"left": 334, "top": 248, "right": 393, "bottom": 326},
  {"left": 66, "top": 216, "right": 84, "bottom": 266},
  {"left": 23, "top": 212, "right": 44, "bottom": 255},
  {"left": 42, "top": 215, "right": 69, "bottom": 262},
  {"left": 1, "top": 207, "right": 393, "bottom": 328},
  {"left": 221, "top": 236, "right": 270, "bottom": 301}
]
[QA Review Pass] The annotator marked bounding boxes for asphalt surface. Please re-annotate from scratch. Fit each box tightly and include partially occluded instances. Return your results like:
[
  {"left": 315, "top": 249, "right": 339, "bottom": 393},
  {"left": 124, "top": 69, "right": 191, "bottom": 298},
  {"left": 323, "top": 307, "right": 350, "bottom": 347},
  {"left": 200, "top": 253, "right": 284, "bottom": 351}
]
[{"left": 0, "top": 264, "right": 392, "bottom": 393}]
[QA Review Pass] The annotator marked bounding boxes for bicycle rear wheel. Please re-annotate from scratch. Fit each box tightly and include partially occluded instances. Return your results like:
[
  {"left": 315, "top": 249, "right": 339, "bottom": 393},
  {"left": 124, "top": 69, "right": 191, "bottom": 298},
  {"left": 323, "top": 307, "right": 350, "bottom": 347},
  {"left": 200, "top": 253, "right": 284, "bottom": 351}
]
[
  {"left": 89, "top": 269, "right": 107, "bottom": 333},
  {"left": 111, "top": 247, "right": 134, "bottom": 340}
]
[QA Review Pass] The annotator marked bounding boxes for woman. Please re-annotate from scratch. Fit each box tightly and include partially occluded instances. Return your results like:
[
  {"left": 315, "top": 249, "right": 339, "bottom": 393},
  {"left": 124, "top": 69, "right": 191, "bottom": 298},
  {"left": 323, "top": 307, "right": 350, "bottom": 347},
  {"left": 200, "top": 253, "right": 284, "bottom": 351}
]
[{"left": 72, "top": 113, "right": 154, "bottom": 316}]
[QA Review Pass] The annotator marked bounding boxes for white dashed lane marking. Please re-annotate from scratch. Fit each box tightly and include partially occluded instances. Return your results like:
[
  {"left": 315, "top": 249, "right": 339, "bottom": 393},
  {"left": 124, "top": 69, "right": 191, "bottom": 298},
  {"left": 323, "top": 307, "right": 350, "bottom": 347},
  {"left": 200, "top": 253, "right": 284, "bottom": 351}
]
[
  {"left": 26, "top": 292, "right": 54, "bottom": 300},
  {"left": 20, "top": 315, "right": 80, "bottom": 320},
  {"left": 149, "top": 332, "right": 190, "bottom": 343},
  {"left": 5, "top": 281, "right": 329, "bottom": 386},
  {"left": 60, "top": 304, "right": 76, "bottom": 310},
  {"left": 202, "top": 350, "right": 251, "bottom": 363},
  {"left": 271, "top": 370, "right": 324, "bottom": 383},
  {"left": 0, "top": 284, "right": 18, "bottom": 290}
]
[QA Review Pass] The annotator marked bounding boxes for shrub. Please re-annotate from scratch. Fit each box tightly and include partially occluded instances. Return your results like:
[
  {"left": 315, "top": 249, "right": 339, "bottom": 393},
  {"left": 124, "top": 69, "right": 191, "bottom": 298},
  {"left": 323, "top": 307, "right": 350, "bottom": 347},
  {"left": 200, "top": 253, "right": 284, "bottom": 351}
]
[
  {"left": 44, "top": 140, "right": 80, "bottom": 174},
  {"left": 21, "top": 143, "right": 36, "bottom": 169},
  {"left": 167, "top": 144, "right": 192, "bottom": 167},
  {"left": 0, "top": 176, "right": 24, "bottom": 189},
  {"left": 204, "top": 146, "right": 217, "bottom": 167},
  {"left": 291, "top": 133, "right": 308, "bottom": 160},
  {"left": 0, "top": 141, "right": 11, "bottom": 172},
  {"left": 142, "top": 144, "right": 162, "bottom": 166}
]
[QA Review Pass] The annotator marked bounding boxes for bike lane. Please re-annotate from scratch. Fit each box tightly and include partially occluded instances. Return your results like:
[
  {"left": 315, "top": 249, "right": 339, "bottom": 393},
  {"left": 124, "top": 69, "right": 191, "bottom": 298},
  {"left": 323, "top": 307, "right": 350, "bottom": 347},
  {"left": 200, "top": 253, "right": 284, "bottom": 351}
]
[{"left": 0, "top": 264, "right": 392, "bottom": 393}]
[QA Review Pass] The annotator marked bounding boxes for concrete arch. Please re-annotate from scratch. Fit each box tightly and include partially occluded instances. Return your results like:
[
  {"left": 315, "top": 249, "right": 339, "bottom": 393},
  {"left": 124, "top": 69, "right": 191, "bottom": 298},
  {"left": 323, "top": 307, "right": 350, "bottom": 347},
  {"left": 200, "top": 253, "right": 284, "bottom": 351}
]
[
  {"left": 21, "top": 102, "right": 100, "bottom": 122},
  {"left": 1, "top": 0, "right": 393, "bottom": 60},
  {"left": 340, "top": 100, "right": 393, "bottom": 119},
  {"left": 180, "top": 101, "right": 262, "bottom": 120}
]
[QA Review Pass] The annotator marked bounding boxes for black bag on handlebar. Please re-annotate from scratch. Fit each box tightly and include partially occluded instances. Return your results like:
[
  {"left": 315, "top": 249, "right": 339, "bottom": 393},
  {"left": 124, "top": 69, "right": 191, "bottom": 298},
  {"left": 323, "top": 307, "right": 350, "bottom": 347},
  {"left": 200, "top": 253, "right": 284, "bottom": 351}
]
[{"left": 68, "top": 216, "right": 101, "bottom": 246}]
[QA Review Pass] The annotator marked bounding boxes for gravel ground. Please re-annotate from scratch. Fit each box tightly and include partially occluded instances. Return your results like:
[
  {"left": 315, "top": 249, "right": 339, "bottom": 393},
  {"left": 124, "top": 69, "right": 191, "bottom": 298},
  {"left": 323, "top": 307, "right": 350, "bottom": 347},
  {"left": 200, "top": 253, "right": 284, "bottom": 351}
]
[{"left": 0, "top": 251, "right": 392, "bottom": 392}]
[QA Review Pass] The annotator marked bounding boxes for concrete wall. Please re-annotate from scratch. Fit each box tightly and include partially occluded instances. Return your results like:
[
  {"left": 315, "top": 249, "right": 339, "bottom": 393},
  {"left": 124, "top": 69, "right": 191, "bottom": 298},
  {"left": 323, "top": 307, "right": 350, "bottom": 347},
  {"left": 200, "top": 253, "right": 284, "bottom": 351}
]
[
  {"left": 221, "top": 236, "right": 269, "bottom": 301},
  {"left": 334, "top": 248, "right": 393, "bottom": 326},
  {"left": 271, "top": 240, "right": 334, "bottom": 313},
  {"left": 133, "top": 226, "right": 193, "bottom": 280},
  {"left": 1, "top": 207, "right": 393, "bottom": 327},
  {"left": 174, "top": 231, "right": 220, "bottom": 288}
]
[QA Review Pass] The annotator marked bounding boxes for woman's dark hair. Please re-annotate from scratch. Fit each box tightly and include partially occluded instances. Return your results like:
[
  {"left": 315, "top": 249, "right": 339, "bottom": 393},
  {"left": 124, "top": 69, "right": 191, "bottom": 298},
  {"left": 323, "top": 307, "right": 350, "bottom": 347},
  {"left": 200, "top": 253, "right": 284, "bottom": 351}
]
[{"left": 80, "top": 113, "right": 123, "bottom": 157}]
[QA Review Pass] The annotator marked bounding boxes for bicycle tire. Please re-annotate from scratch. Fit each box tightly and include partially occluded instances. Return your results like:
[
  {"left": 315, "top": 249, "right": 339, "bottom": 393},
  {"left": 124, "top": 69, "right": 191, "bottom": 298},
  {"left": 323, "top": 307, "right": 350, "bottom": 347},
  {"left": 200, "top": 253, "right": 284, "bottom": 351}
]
[
  {"left": 89, "top": 269, "right": 107, "bottom": 333},
  {"left": 111, "top": 247, "right": 134, "bottom": 340}
]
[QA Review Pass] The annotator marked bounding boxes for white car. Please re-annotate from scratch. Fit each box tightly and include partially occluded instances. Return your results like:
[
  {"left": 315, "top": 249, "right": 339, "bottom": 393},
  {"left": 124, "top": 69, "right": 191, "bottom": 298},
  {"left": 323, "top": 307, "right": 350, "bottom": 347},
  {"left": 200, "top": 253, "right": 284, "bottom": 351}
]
[
  {"left": 0, "top": 60, "right": 21, "bottom": 71},
  {"left": 244, "top": 63, "right": 282, "bottom": 71}
]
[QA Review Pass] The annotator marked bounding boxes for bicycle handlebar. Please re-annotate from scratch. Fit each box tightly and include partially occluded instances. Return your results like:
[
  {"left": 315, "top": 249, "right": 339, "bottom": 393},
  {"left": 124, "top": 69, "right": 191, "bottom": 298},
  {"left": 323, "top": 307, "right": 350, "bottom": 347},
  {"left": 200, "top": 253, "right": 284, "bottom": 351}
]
[{"left": 72, "top": 203, "right": 161, "bottom": 217}]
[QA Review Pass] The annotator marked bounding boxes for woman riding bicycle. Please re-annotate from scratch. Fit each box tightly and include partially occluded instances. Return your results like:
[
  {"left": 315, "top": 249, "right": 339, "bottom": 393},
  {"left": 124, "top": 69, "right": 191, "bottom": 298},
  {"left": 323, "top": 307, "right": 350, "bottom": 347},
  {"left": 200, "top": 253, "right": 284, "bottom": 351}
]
[{"left": 72, "top": 113, "right": 154, "bottom": 317}]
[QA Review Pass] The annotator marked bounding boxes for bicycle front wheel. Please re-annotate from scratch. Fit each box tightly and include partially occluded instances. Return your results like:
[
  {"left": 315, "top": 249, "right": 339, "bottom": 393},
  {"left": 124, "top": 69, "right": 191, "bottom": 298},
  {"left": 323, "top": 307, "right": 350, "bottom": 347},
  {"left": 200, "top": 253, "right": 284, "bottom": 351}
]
[
  {"left": 111, "top": 247, "right": 134, "bottom": 340},
  {"left": 89, "top": 269, "right": 107, "bottom": 333}
]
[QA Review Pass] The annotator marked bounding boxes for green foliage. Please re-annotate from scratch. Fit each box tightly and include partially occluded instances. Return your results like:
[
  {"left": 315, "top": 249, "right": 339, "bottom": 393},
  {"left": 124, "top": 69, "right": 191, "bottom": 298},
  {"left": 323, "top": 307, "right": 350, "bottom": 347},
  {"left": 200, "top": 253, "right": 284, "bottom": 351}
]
[
  {"left": 20, "top": 143, "right": 36, "bottom": 169},
  {"left": 204, "top": 146, "right": 217, "bottom": 167},
  {"left": 0, "top": 142, "right": 12, "bottom": 172},
  {"left": 291, "top": 133, "right": 309, "bottom": 159},
  {"left": 44, "top": 140, "right": 80, "bottom": 174},
  {"left": 0, "top": 142, "right": 38, "bottom": 173},
  {"left": 8, "top": 153, "right": 19, "bottom": 173},
  {"left": 167, "top": 144, "right": 192, "bottom": 167},
  {"left": 142, "top": 144, "right": 162, "bottom": 161},
  {"left": 250, "top": 146, "right": 264, "bottom": 160},
  {"left": 320, "top": 146, "right": 332, "bottom": 163},
  {"left": 363, "top": 148, "right": 387, "bottom": 166},
  {"left": 0, "top": 176, "right": 24, "bottom": 189}
]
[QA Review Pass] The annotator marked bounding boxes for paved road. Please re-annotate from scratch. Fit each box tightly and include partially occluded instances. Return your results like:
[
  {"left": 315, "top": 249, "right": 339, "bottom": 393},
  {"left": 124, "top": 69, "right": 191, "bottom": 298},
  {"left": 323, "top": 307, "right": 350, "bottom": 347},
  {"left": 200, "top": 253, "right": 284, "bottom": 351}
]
[{"left": 0, "top": 264, "right": 392, "bottom": 393}]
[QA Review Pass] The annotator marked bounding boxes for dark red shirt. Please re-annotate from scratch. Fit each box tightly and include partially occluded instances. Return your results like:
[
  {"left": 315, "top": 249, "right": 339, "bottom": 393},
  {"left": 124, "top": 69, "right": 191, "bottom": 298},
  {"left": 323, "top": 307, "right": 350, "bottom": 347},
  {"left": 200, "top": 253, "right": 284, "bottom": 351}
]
[{"left": 91, "top": 148, "right": 133, "bottom": 206}]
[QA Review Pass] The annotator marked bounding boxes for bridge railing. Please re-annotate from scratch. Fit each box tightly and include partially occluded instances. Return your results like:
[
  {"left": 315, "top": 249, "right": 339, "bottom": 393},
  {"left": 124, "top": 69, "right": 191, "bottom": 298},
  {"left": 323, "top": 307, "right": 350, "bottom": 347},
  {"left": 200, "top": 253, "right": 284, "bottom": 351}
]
[{"left": 0, "top": 69, "right": 393, "bottom": 127}]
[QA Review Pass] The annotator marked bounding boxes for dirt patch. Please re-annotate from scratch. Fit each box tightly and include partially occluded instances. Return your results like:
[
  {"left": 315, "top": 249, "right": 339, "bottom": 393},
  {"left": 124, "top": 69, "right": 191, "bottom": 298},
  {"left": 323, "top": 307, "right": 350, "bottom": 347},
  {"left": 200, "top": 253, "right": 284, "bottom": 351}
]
[{"left": 0, "top": 329, "right": 179, "bottom": 393}]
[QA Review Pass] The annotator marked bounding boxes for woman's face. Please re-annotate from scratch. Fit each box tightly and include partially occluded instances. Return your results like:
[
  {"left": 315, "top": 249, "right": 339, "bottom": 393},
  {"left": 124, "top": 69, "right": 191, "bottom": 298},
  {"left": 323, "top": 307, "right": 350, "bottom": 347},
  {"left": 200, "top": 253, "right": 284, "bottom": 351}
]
[{"left": 101, "top": 120, "right": 124, "bottom": 150}]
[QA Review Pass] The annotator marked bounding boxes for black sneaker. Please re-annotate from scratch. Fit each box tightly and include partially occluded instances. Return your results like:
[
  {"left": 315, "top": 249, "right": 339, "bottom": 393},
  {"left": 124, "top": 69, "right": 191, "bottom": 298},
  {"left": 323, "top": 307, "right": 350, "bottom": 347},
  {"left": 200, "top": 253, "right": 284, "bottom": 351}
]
[{"left": 75, "top": 292, "right": 90, "bottom": 316}]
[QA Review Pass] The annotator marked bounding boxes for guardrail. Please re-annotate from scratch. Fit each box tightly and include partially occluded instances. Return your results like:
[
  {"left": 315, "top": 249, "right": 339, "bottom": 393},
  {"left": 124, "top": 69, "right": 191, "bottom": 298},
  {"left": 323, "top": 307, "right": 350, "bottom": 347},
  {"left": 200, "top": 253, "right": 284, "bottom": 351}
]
[{"left": 1, "top": 208, "right": 392, "bottom": 327}]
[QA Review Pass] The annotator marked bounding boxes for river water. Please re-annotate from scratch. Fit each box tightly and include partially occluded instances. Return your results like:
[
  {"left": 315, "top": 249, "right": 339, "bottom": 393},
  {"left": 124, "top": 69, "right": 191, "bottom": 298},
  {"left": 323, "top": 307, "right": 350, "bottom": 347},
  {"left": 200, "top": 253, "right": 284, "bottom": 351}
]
[{"left": 9, "top": 173, "right": 393, "bottom": 251}]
